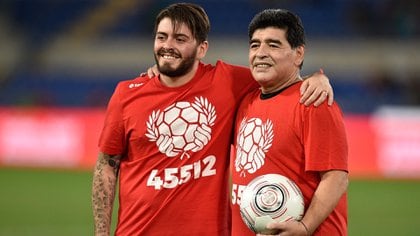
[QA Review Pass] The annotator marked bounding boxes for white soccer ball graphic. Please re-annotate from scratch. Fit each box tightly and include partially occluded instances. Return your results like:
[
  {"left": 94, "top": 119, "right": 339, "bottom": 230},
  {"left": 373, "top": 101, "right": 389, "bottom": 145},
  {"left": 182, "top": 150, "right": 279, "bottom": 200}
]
[
  {"left": 146, "top": 97, "right": 216, "bottom": 158},
  {"left": 156, "top": 101, "right": 207, "bottom": 152},
  {"left": 235, "top": 118, "right": 273, "bottom": 175},
  {"left": 240, "top": 174, "right": 305, "bottom": 234}
]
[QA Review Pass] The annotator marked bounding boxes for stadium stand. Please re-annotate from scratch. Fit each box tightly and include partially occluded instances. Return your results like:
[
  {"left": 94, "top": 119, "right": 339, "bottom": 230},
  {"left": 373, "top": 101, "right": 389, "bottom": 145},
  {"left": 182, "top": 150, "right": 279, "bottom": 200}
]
[{"left": 0, "top": 0, "right": 419, "bottom": 113}]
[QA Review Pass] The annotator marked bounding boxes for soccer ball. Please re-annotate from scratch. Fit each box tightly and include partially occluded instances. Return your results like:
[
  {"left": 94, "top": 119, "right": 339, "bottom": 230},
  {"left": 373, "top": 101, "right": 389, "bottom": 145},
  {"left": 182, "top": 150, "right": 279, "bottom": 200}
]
[{"left": 240, "top": 174, "right": 305, "bottom": 234}]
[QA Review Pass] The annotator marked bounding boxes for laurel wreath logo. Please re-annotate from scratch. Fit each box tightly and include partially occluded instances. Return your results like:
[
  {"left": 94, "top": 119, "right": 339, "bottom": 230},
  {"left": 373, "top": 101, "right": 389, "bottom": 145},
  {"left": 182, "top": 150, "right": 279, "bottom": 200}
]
[
  {"left": 236, "top": 118, "right": 274, "bottom": 176},
  {"left": 145, "top": 110, "right": 161, "bottom": 142},
  {"left": 146, "top": 97, "right": 216, "bottom": 158},
  {"left": 262, "top": 119, "right": 274, "bottom": 152}
]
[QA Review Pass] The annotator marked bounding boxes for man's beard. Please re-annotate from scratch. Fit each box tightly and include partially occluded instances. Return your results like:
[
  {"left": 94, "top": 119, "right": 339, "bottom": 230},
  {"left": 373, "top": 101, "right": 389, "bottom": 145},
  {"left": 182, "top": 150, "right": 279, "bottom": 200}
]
[{"left": 154, "top": 48, "right": 196, "bottom": 77}]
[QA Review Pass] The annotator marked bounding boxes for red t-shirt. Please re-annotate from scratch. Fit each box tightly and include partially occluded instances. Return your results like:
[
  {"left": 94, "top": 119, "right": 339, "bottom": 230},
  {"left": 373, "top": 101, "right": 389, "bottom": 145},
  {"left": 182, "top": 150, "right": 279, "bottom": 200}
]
[
  {"left": 231, "top": 82, "right": 348, "bottom": 236},
  {"left": 99, "top": 61, "right": 256, "bottom": 236}
]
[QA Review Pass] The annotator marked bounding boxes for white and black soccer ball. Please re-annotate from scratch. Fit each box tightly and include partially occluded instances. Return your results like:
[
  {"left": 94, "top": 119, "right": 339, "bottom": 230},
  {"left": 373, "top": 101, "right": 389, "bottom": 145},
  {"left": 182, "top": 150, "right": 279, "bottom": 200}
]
[{"left": 240, "top": 174, "right": 305, "bottom": 234}]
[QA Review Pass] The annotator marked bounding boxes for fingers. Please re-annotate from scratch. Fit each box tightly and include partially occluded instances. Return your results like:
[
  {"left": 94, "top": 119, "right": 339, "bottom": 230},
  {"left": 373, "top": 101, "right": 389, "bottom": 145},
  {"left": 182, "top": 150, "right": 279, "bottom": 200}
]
[
  {"left": 327, "top": 87, "right": 334, "bottom": 106},
  {"left": 195, "top": 129, "right": 210, "bottom": 142},
  {"left": 256, "top": 221, "right": 285, "bottom": 236},
  {"left": 310, "top": 84, "right": 333, "bottom": 107},
  {"left": 157, "top": 135, "right": 170, "bottom": 152},
  {"left": 192, "top": 124, "right": 212, "bottom": 151},
  {"left": 147, "top": 67, "right": 156, "bottom": 78},
  {"left": 261, "top": 220, "right": 301, "bottom": 236},
  {"left": 142, "top": 65, "right": 160, "bottom": 78},
  {"left": 312, "top": 90, "right": 329, "bottom": 107},
  {"left": 157, "top": 135, "right": 177, "bottom": 157},
  {"left": 299, "top": 80, "right": 309, "bottom": 96},
  {"left": 300, "top": 81, "right": 333, "bottom": 107},
  {"left": 301, "top": 88, "right": 326, "bottom": 106},
  {"left": 300, "top": 68, "right": 335, "bottom": 106}
]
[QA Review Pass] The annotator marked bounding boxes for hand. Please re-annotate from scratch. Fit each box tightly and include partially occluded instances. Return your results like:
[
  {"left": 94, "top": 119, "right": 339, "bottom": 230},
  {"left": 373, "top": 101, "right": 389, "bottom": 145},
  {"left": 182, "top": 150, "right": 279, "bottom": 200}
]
[
  {"left": 139, "top": 64, "right": 159, "bottom": 78},
  {"left": 256, "top": 220, "right": 309, "bottom": 236},
  {"left": 299, "top": 69, "right": 334, "bottom": 107},
  {"left": 156, "top": 135, "right": 177, "bottom": 157},
  {"left": 192, "top": 123, "right": 211, "bottom": 151}
]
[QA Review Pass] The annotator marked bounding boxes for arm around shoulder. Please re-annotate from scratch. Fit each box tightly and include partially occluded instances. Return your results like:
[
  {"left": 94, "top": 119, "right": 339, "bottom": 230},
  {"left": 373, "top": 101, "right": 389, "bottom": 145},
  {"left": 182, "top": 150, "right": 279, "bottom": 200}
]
[{"left": 300, "top": 69, "right": 334, "bottom": 107}]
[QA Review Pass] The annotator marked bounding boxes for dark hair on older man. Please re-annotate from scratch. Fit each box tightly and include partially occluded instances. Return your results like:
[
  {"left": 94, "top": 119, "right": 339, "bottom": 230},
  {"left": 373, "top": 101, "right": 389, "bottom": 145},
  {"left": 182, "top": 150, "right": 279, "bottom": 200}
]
[{"left": 248, "top": 9, "right": 305, "bottom": 49}]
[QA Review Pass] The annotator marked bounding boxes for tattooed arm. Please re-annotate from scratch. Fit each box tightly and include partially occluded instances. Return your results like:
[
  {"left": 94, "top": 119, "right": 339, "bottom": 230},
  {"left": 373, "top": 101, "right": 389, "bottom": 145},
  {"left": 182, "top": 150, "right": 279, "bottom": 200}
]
[{"left": 92, "top": 152, "right": 122, "bottom": 236}]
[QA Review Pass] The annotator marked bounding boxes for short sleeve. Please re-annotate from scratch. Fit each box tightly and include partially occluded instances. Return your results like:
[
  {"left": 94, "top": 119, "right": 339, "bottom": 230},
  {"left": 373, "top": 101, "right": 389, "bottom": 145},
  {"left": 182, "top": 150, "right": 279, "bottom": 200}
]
[
  {"left": 303, "top": 102, "right": 348, "bottom": 172},
  {"left": 216, "top": 61, "right": 258, "bottom": 99},
  {"left": 98, "top": 83, "right": 126, "bottom": 155}
]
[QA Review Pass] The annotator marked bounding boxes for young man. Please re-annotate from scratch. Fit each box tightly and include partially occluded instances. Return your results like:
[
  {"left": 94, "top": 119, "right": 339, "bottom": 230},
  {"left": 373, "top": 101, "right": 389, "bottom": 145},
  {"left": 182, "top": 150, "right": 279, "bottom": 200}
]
[
  {"left": 92, "top": 3, "right": 333, "bottom": 236},
  {"left": 231, "top": 9, "right": 348, "bottom": 236}
]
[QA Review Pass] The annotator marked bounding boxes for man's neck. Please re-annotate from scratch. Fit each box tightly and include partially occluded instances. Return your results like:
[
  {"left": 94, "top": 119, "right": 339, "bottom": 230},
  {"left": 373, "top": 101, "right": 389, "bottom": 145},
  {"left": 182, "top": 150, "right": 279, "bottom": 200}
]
[
  {"left": 159, "top": 63, "right": 199, "bottom": 88},
  {"left": 261, "top": 72, "right": 302, "bottom": 94}
]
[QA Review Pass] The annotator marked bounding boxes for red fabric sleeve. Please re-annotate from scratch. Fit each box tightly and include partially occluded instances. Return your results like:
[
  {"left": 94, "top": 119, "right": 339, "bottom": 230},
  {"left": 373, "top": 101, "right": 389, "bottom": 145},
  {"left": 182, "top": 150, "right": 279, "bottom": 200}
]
[
  {"left": 303, "top": 102, "right": 348, "bottom": 172},
  {"left": 98, "top": 82, "right": 126, "bottom": 155}
]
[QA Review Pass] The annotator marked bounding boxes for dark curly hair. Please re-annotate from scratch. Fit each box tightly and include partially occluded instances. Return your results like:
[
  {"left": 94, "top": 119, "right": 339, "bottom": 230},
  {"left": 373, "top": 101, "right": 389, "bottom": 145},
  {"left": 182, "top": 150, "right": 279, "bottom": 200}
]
[
  {"left": 154, "top": 3, "right": 210, "bottom": 43},
  {"left": 248, "top": 9, "right": 305, "bottom": 49}
]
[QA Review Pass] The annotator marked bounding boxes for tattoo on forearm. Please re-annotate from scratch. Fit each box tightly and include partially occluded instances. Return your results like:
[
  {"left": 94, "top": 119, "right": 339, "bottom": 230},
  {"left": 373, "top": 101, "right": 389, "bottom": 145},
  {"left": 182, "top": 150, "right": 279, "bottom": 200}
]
[
  {"left": 107, "top": 156, "right": 121, "bottom": 176},
  {"left": 92, "top": 154, "right": 121, "bottom": 235}
]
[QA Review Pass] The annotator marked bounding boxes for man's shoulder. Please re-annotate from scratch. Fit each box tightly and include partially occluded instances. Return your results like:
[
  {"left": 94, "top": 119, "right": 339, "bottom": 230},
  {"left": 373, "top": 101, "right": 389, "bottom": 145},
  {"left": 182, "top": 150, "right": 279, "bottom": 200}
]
[
  {"left": 213, "top": 60, "right": 247, "bottom": 70},
  {"left": 207, "top": 60, "right": 252, "bottom": 85},
  {"left": 200, "top": 60, "right": 248, "bottom": 72}
]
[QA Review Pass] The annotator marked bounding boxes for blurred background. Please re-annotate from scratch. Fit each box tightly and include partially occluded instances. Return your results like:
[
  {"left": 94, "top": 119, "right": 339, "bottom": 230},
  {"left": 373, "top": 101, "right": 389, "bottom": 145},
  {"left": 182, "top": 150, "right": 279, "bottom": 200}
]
[{"left": 0, "top": 0, "right": 419, "bottom": 235}]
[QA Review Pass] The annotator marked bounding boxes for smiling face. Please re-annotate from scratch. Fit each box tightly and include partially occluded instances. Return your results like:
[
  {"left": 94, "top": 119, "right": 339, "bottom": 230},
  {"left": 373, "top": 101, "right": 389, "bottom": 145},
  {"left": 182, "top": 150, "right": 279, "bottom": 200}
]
[
  {"left": 154, "top": 17, "right": 207, "bottom": 79},
  {"left": 248, "top": 27, "right": 304, "bottom": 93}
]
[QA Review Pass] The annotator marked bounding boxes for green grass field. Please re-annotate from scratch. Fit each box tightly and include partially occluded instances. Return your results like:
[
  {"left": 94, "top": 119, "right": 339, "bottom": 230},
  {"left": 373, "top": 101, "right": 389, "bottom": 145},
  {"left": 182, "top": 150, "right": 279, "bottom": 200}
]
[{"left": 0, "top": 168, "right": 419, "bottom": 236}]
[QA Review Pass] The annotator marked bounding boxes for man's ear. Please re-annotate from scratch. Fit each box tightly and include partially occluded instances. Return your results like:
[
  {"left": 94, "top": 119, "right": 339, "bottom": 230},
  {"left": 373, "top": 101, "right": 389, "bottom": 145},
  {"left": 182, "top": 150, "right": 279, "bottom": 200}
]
[
  {"left": 197, "top": 41, "right": 209, "bottom": 60},
  {"left": 295, "top": 45, "right": 305, "bottom": 68}
]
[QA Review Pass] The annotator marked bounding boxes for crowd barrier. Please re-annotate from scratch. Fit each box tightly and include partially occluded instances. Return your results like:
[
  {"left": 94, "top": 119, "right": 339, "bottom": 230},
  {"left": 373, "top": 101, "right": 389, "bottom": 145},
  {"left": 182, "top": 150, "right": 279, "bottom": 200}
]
[{"left": 1, "top": 107, "right": 419, "bottom": 179}]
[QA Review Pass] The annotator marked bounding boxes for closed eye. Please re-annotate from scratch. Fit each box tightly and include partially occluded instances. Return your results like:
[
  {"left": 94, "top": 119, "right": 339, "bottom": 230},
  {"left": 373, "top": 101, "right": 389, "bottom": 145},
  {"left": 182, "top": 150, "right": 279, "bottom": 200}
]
[
  {"left": 155, "top": 33, "right": 167, "bottom": 41},
  {"left": 249, "top": 42, "right": 260, "bottom": 49}
]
